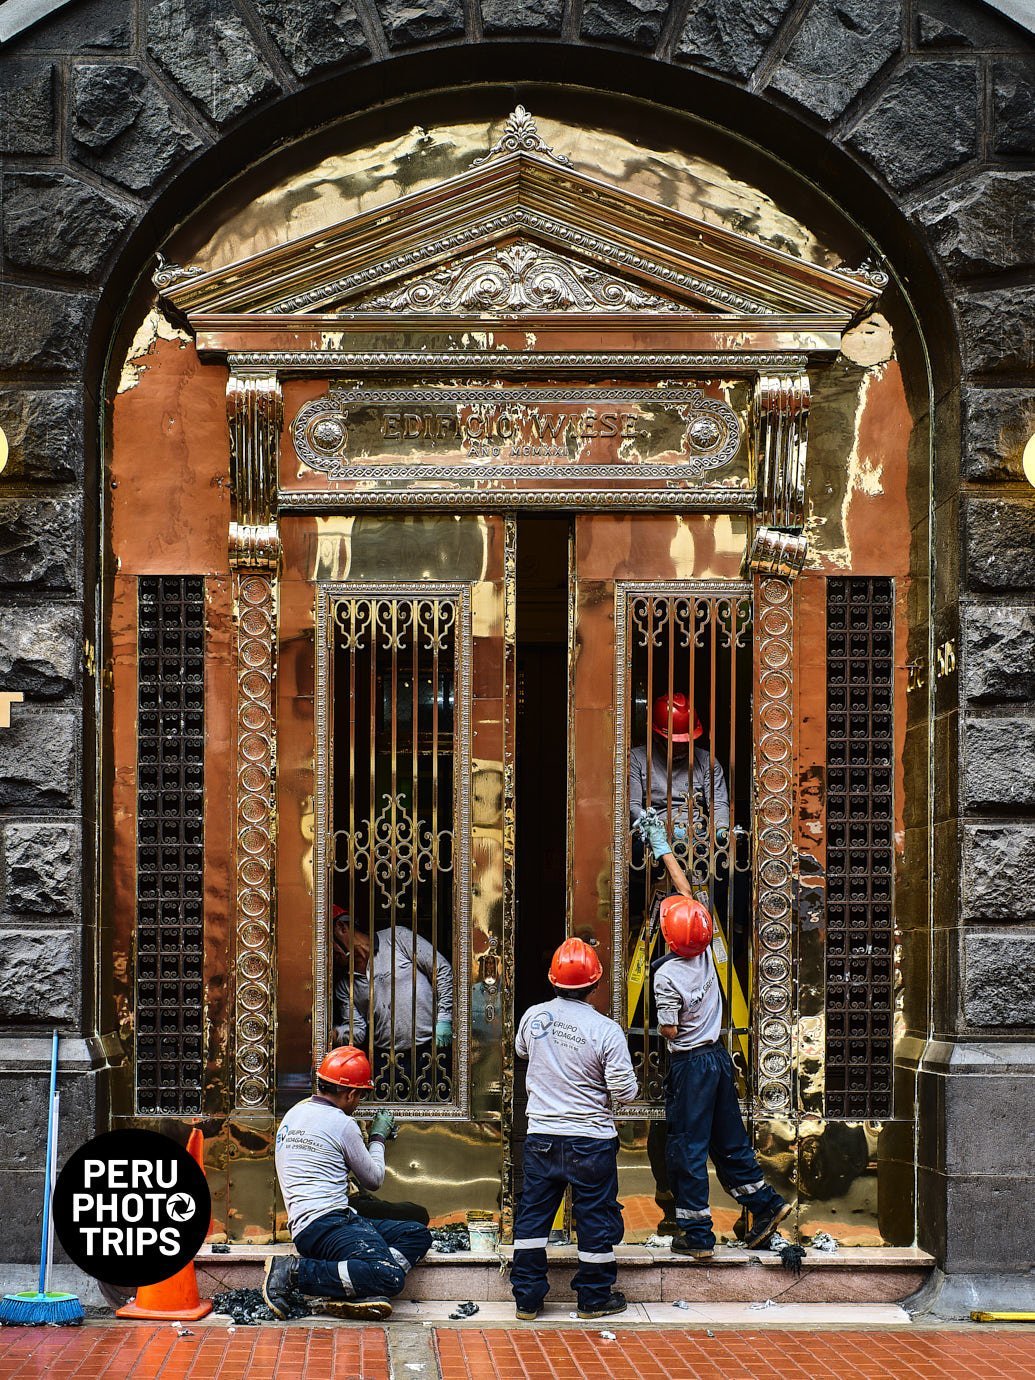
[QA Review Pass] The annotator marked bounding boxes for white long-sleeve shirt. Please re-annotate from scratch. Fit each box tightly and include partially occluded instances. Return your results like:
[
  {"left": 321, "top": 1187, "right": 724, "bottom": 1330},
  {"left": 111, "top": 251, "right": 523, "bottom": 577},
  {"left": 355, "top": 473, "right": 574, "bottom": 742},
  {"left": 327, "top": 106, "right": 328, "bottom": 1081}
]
[
  {"left": 516, "top": 996, "right": 639, "bottom": 1138},
  {"left": 334, "top": 928, "right": 453, "bottom": 1048},
  {"left": 275, "top": 1096, "right": 385, "bottom": 1237}
]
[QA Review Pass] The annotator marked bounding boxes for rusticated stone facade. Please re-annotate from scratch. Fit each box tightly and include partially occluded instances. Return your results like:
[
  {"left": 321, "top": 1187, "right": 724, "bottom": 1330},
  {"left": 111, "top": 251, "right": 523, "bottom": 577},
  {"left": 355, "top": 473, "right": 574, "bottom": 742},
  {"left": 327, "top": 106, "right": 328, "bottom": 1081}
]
[{"left": 1, "top": 0, "right": 1034, "bottom": 1313}]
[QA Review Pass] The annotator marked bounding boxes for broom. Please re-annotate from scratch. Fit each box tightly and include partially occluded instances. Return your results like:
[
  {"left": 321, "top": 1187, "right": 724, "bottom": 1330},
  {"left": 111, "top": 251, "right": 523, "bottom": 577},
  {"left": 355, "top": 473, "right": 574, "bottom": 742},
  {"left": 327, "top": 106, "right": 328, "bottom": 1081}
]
[{"left": 0, "top": 1030, "right": 84, "bottom": 1325}]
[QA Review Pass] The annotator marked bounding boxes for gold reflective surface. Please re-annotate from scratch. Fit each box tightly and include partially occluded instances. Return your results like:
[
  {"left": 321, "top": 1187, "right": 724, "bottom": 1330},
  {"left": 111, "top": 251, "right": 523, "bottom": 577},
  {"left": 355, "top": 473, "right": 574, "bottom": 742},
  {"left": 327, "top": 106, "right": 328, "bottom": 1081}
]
[{"left": 102, "top": 95, "right": 930, "bottom": 1250}]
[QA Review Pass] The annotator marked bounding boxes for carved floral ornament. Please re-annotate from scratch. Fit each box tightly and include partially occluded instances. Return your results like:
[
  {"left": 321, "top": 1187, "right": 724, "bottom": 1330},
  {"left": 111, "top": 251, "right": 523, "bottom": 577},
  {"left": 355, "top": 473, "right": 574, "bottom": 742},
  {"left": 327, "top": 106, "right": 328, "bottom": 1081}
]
[{"left": 353, "top": 241, "right": 689, "bottom": 315}]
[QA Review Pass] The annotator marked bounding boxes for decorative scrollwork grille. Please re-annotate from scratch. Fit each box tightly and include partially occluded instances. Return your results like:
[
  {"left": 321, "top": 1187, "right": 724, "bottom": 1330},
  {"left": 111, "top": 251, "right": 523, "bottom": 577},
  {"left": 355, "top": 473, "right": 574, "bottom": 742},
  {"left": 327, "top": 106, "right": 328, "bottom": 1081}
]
[
  {"left": 618, "top": 586, "right": 753, "bottom": 1109},
  {"left": 330, "top": 595, "right": 459, "bottom": 1105},
  {"left": 134, "top": 577, "right": 205, "bottom": 1115},
  {"left": 824, "top": 576, "right": 895, "bottom": 1119}
]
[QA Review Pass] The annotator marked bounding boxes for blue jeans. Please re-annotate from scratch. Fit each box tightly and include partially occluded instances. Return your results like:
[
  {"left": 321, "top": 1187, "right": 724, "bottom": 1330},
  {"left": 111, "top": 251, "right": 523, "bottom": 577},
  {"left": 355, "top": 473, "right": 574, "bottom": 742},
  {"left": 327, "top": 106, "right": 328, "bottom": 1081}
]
[
  {"left": 510, "top": 1135, "right": 623, "bottom": 1311},
  {"left": 665, "top": 1043, "right": 783, "bottom": 1249},
  {"left": 293, "top": 1209, "right": 432, "bottom": 1300}
]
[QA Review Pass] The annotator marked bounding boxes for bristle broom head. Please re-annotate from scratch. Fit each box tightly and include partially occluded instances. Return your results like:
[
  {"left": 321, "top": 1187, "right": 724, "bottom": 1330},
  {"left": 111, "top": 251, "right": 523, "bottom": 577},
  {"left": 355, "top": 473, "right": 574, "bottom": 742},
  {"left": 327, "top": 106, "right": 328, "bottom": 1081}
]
[{"left": 0, "top": 1291, "right": 85, "bottom": 1326}]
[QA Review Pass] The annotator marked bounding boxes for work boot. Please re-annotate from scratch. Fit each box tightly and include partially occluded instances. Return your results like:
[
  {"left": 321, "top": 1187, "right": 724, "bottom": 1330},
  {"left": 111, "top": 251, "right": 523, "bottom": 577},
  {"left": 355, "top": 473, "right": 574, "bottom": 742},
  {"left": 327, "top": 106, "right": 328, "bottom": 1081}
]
[
  {"left": 262, "top": 1255, "right": 301, "bottom": 1320},
  {"left": 313, "top": 1296, "right": 393, "bottom": 1320},
  {"left": 743, "top": 1198, "right": 793, "bottom": 1249},
  {"left": 515, "top": 1301, "right": 542, "bottom": 1321},
  {"left": 670, "top": 1236, "right": 714, "bottom": 1262},
  {"left": 576, "top": 1290, "right": 627, "bottom": 1320}
]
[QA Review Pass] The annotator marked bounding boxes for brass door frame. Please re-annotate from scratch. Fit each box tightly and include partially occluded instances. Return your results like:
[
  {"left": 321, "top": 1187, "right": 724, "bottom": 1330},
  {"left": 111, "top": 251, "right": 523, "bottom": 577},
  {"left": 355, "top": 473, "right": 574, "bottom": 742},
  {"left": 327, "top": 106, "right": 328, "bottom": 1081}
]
[
  {"left": 312, "top": 580, "right": 474, "bottom": 1120},
  {"left": 611, "top": 576, "right": 753, "bottom": 1117}
]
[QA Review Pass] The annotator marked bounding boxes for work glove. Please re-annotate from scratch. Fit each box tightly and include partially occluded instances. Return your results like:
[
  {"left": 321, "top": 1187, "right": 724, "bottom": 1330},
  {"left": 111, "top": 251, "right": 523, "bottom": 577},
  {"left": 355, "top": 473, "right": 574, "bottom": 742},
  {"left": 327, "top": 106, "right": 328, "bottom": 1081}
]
[
  {"left": 369, "top": 1109, "right": 398, "bottom": 1142},
  {"left": 435, "top": 1019, "right": 453, "bottom": 1048},
  {"left": 634, "top": 807, "right": 673, "bottom": 861}
]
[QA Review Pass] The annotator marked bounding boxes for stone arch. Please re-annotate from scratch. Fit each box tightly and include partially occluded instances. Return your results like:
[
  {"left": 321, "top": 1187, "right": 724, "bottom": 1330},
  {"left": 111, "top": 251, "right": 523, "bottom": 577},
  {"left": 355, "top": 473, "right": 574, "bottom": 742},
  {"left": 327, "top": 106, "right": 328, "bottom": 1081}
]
[{"left": 1, "top": 1, "right": 1033, "bottom": 1306}]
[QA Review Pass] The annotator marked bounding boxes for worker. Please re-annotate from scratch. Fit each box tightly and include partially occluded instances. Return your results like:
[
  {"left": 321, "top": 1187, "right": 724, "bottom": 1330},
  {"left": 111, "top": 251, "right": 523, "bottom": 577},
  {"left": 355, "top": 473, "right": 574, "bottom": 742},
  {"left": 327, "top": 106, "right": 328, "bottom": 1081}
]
[
  {"left": 632, "top": 690, "right": 728, "bottom": 839},
  {"left": 332, "top": 907, "right": 453, "bottom": 1086},
  {"left": 646, "top": 879, "right": 792, "bottom": 1259},
  {"left": 263, "top": 1045, "right": 432, "bottom": 1320},
  {"left": 510, "top": 937, "right": 639, "bottom": 1322}
]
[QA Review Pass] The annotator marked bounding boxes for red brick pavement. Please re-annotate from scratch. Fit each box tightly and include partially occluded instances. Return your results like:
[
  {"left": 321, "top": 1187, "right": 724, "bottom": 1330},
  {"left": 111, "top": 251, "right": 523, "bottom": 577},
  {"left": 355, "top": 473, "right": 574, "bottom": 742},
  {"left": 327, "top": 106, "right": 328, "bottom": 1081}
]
[
  {"left": 0, "top": 1324, "right": 388, "bottom": 1379},
  {"left": 435, "top": 1327, "right": 1035, "bottom": 1380},
  {"left": 2, "top": 1325, "right": 1035, "bottom": 1380}
]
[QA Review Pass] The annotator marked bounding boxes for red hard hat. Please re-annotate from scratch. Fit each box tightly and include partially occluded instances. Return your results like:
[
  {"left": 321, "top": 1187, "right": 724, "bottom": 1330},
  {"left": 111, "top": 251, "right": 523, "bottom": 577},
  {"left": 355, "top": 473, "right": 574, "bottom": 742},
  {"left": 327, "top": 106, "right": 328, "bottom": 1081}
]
[
  {"left": 317, "top": 1045, "right": 374, "bottom": 1089},
  {"left": 548, "top": 937, "right": 603, "bottom": 990},
  {"left": 332, "top": 904, "right": 348, "bottom": 920},
  {"left": 660, "top": 896, "right": 713, "bottom": 958},
  {"left": 652, "top": 693, "right": 702, "bottom": 742}
]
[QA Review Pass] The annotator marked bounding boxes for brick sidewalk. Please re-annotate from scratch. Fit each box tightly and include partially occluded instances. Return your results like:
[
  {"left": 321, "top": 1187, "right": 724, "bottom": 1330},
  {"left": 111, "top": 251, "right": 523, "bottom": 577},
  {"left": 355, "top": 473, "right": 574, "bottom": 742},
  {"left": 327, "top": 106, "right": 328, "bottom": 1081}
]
[
  {"left": 437, "top": 1327, "right": 1035, "bottom": 1380},
  {"left": 0, "top": 1325, "right": 388, "bottom": 1379},
  {"left": 1, "top": 1325, "right": 1034, "bottom": 1380}
]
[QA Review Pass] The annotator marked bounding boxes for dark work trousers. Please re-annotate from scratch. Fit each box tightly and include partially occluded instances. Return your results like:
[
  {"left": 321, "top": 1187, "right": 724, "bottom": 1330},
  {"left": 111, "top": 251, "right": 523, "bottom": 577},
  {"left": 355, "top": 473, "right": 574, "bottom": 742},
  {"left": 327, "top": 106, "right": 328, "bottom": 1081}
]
[
  {"left": 293, "top": 1209, "right": 432, "bottom": 1300},
  {"left": 665, "top": 1043, "right": 783, "bottom": 1249},
  {"left": 350, "top": 1189, "right": 430, "bottom": 1226},
  {"left": 510, "top": 1135, "right": 623, "bottom": 1311}
]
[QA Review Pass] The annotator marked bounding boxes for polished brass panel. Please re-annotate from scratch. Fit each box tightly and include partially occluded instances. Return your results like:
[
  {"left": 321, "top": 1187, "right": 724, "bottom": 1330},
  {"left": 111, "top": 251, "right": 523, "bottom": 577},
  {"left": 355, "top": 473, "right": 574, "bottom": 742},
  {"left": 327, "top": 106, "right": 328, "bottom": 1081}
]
[{"left": 288, "top": 381, "right": 748, "bottom": 493}]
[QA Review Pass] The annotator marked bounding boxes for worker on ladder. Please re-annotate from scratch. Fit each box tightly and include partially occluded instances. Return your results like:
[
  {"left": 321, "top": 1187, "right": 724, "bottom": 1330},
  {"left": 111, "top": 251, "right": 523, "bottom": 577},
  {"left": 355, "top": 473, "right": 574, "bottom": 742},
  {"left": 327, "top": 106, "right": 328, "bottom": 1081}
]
[
  {"left": 628, "top": 692, "right": 730, "bottom": 1234},
  {"left": 649, "top": 891, "right": 793, "bottom": 1258},
  {"left": 510, "top": 938, "right": 639, "bottom": 1322}
]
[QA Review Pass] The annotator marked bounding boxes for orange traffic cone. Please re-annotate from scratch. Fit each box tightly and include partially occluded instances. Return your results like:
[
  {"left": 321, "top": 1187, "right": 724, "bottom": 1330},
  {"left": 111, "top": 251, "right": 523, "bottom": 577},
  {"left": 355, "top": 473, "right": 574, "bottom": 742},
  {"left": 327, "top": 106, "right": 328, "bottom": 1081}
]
[{"left": 117, "top": 1128, "right": 213, "bottom": 1321}]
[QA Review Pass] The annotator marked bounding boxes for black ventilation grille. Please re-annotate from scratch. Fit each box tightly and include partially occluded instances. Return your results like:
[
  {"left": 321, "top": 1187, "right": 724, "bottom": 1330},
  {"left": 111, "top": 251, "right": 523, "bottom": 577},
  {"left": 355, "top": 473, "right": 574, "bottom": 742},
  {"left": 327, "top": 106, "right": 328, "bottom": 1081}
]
[
  {"left": 135, "top": 577, "right": 205, "bottom": 1115},
  {"left": 824, "top": 576, "right": 895, "bottom": 1119}
]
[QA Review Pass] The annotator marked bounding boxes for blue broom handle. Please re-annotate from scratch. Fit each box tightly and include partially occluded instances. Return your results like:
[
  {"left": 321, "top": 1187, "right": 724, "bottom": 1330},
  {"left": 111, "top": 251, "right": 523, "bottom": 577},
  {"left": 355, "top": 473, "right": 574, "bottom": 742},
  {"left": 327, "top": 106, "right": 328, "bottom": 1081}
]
[{"left": 38, "top": 1030, "right": 58, "bottom": 1297}]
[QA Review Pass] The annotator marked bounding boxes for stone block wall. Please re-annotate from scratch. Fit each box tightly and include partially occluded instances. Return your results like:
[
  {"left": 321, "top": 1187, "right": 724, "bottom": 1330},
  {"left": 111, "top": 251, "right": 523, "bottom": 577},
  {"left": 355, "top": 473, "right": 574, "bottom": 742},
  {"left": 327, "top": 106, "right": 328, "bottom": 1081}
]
[{"left": 1, "top": 0, "right": 1034, "bottom": 1295}]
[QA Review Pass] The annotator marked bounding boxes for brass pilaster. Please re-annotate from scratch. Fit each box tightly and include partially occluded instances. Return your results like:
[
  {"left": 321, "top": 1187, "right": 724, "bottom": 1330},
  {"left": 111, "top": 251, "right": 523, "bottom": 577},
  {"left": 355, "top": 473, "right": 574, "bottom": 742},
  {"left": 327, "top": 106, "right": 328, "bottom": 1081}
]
[
  {"left": 749, "top": 372, "right": 809, "bottom": 1116},
  {"left": 227, "top": 372, "right": 282, "bottom": 1114}
]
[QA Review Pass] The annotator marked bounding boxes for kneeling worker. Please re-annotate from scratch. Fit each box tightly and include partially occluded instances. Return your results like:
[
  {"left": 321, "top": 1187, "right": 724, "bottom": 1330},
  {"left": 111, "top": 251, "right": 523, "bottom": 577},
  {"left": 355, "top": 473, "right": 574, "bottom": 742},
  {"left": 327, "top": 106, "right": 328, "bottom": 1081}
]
[
  {"left": 511, "top": 938, "right": 639, "bottom": 1321},
  {"left": 652, "top": 892, "right": 792, "bottom": 1258},
  {"left": 263, "top": 1045, "right": 432, "bottom": 1320}
]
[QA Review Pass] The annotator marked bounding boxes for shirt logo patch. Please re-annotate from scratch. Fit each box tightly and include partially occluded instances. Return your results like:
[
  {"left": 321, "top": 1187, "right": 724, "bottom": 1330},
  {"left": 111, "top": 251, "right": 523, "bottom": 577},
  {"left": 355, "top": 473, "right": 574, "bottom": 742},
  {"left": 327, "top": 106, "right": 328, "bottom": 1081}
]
[{"left": 528, "top": 1012, "right": 554, "bottom": 1039}]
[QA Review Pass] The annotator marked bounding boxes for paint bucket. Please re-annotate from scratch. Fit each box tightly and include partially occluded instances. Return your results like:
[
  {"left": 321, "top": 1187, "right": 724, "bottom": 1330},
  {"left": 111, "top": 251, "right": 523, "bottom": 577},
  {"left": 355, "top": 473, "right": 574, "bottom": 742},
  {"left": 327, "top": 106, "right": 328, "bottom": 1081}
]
[{"left": 466, "top": 1211, "right": 500, "bottom": 1253}]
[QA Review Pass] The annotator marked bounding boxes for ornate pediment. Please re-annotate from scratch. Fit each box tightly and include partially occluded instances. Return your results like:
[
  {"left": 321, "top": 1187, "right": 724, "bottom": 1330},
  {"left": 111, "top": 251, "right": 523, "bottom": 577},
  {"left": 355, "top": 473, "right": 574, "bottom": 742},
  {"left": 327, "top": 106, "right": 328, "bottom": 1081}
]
[
  {"left": 348, "top": 239, "right": 689, "bottom": 315},
  {"left": 157, "top": 107, "right": 886, "bottom": 361}
]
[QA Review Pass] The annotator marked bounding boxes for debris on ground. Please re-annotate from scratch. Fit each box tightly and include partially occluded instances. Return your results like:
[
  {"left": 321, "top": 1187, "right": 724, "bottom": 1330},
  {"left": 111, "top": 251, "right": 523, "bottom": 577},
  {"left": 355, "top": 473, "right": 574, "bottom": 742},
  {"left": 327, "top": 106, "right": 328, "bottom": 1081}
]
[
  {"left": 403, "top": 1364, "right": 425, "bottom": 1372},
  {"left": 172, "top": 1326, "right": 194, "bottom": 1337},
  {"left": 773, "top": 1240, "right": 807, "bottom": 1276},
  {"left": 705, "top": 1330, "right": 715, "bottom": 1338},
  {"left": 599, "top": 1331, "right": 617, "bottom": 1341},
  {"left": 748, "top": 1299, "right": 777, "bottom": 1311},
  {"left": 768, "top": 1231, "right": 790, "bottom": 1252},
  {"left": 431, "top": 1227, "right": 471, "bottom": 1254},
  {"left": 210, "top": 1243, "right": 231, "bottom": 1254},
  {"left": 810, "top": 1231, "right": 839, "bottom": 1252},
  {"left": 644, "top": 1234, "right": 674, "bottom": 1248},
  {"left": 448, "top": 1301, "right": 479, "bottom": 1320},
  {"left": 672, "top": 1299, "right": 691, "bottom": 1310},
  {"left": 211, "top": 1288, "right": 310, "bottom": 1324}
]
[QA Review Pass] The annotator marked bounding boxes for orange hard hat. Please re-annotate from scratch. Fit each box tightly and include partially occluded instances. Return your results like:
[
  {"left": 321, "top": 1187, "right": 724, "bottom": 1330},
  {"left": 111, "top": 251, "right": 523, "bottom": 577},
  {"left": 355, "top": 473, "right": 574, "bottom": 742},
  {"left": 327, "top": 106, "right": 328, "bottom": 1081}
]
[
  {"left": 652, "top": 693, "right": 702, "bottom": 742},
  {"left": 317, "top": 1045, "right": 374, "bottom": 1089},
  {"left": 548, "top": 937, "right": 603, "bottom": 990},
  {"left": 660, "top": 896, "right": 713, "bottom": 958}
]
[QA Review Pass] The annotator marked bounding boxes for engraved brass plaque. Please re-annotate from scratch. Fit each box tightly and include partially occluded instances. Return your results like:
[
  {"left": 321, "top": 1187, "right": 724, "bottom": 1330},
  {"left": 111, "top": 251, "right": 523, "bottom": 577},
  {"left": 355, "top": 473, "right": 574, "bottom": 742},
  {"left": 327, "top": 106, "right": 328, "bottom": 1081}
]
[{"left": 285, "top": 380, "right": 750, "bottom": 498}]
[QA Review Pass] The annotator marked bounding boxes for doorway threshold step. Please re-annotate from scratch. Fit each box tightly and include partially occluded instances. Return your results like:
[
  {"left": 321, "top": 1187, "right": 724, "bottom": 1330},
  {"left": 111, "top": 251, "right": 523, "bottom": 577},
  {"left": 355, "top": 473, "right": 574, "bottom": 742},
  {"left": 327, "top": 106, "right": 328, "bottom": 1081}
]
[{"left": 194, "top": 1244, "right": 932, "bottom": 1305}]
